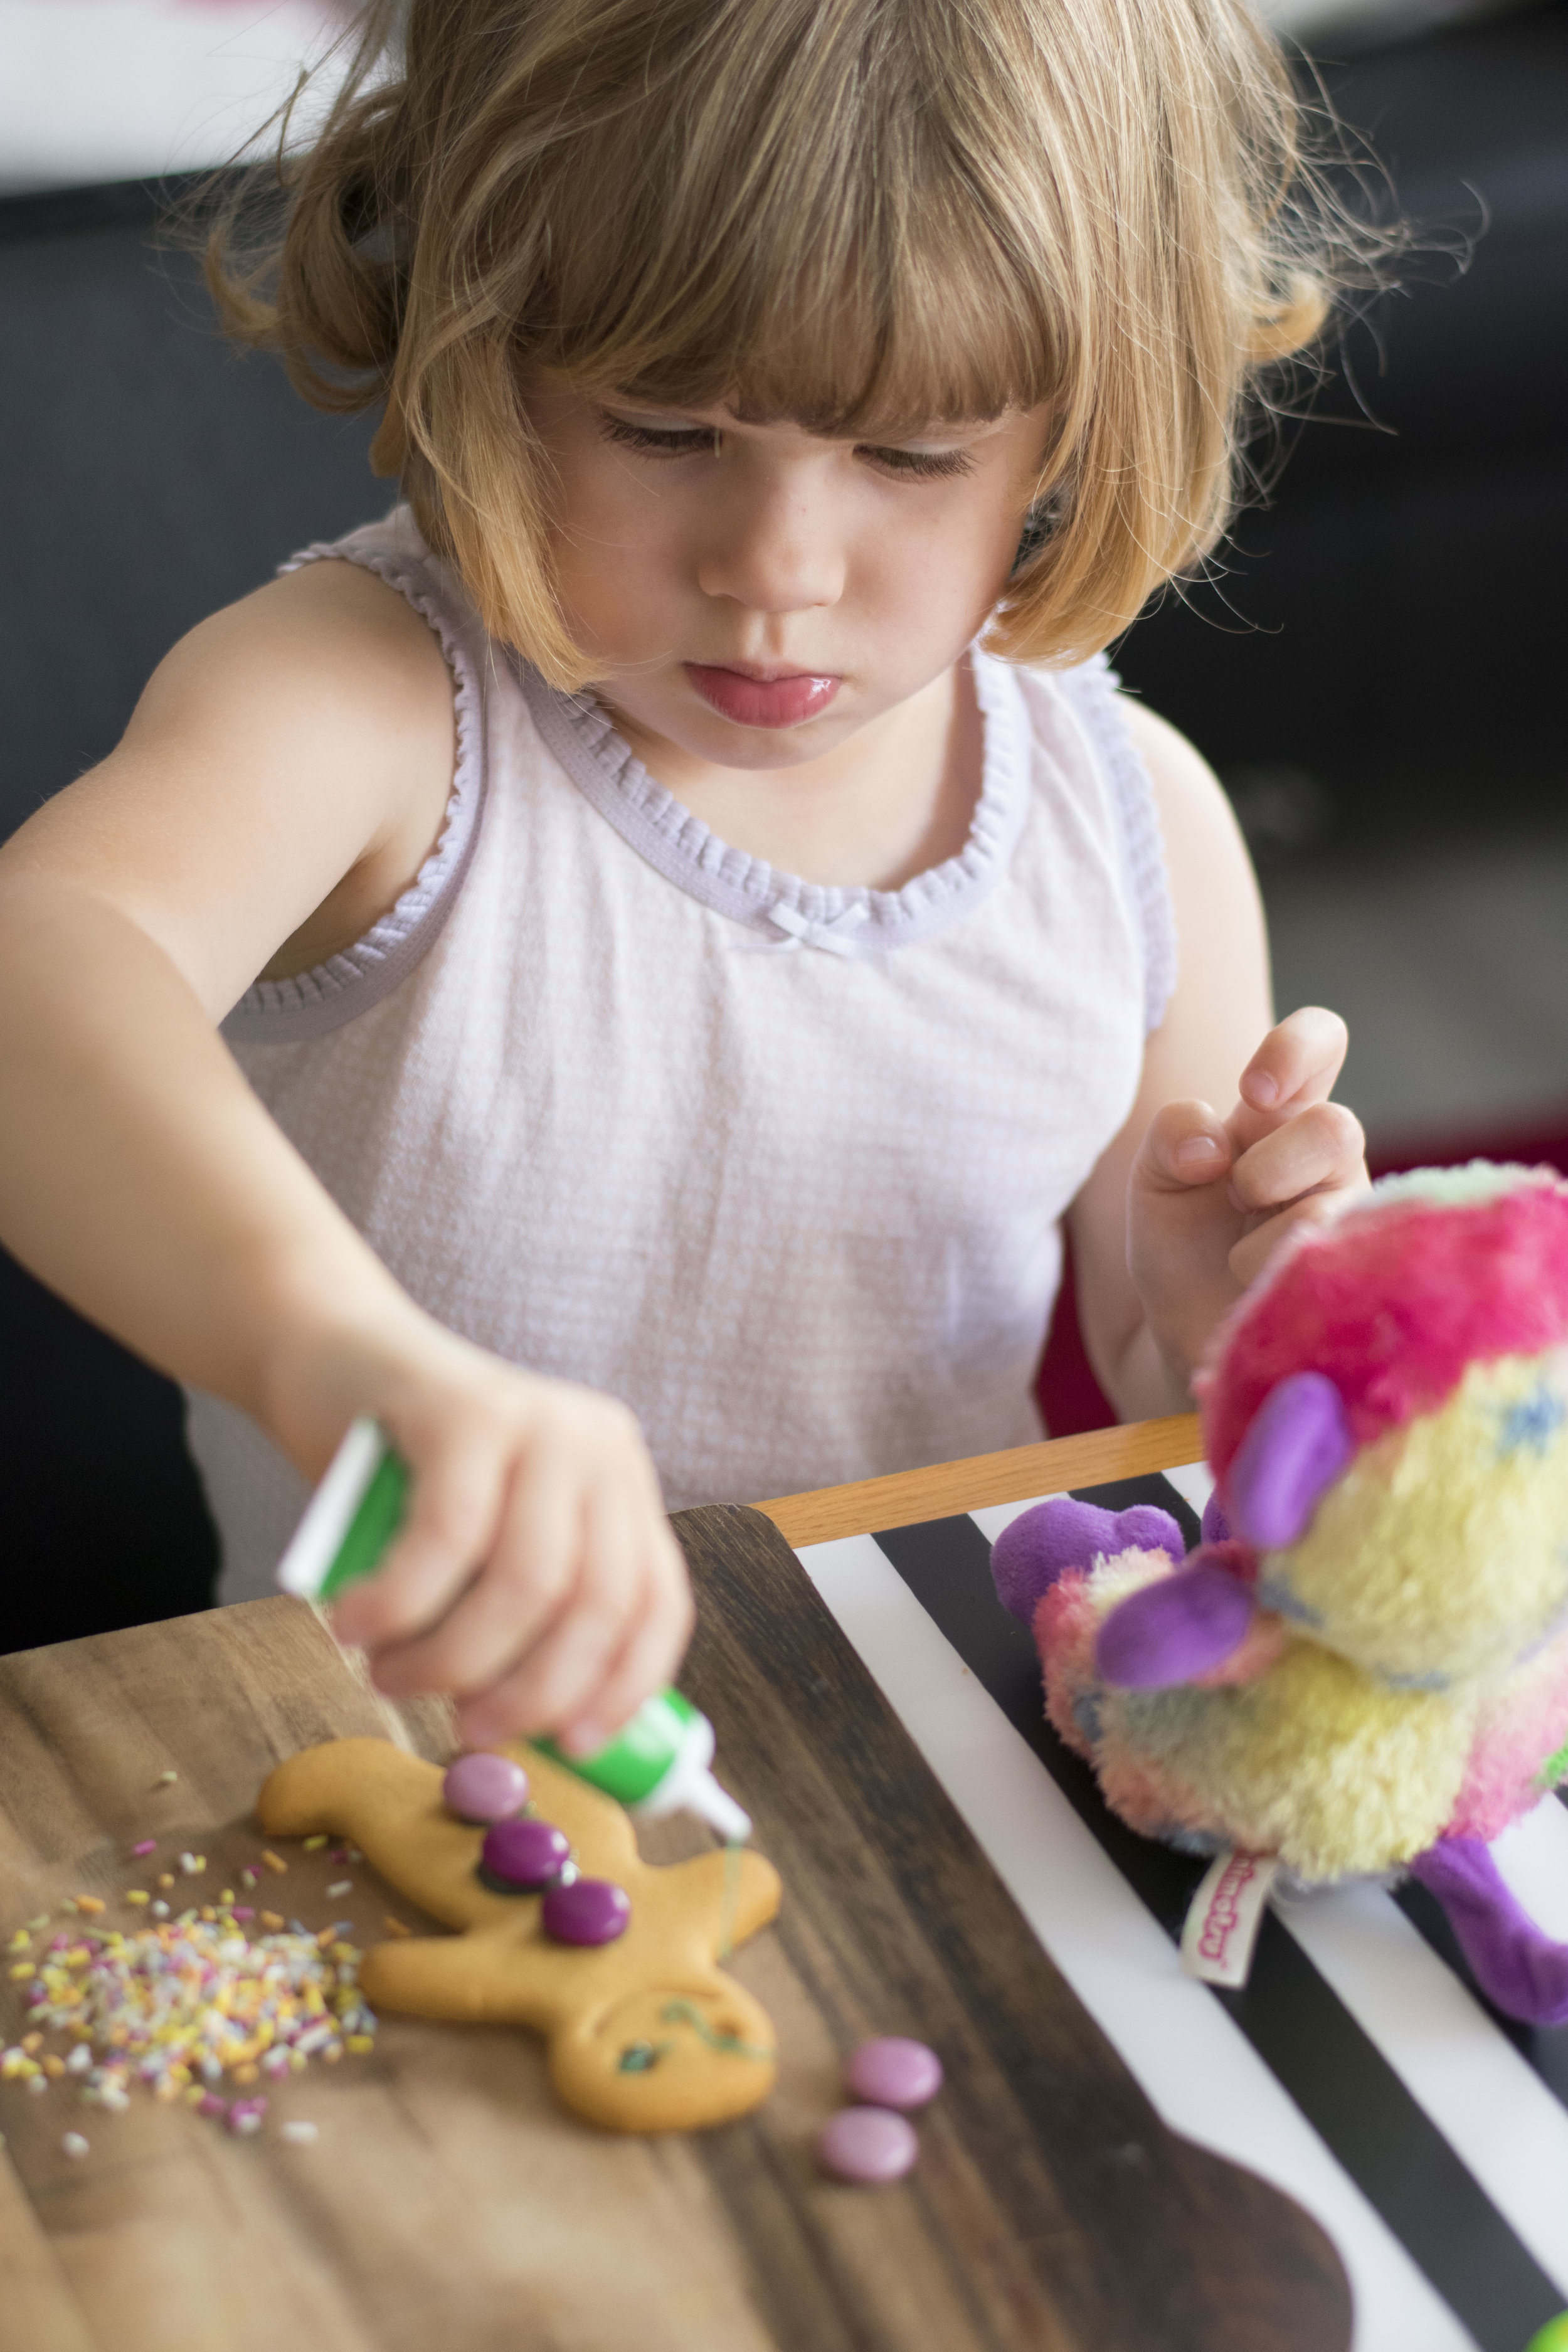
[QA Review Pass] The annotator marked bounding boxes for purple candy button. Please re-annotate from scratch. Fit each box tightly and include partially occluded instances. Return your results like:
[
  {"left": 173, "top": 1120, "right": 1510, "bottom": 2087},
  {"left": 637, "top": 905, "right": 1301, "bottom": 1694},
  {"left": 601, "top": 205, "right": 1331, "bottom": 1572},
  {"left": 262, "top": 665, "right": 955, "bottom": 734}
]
[
  {"left": 480, "top": 1817, "right": 570, "bottom": 1890},
  {"left": 844, "top": 2037, "right": 943, "bottom": 2110},
  {"left": 444, "top": 1752, "right": 529, "bottom": 1823},
  {"left": 541, "top": 1876, "right": 631, "bottom": 1946},
  {"left": 817, "top": 2106, "right": 919, "bottom": 2183}
]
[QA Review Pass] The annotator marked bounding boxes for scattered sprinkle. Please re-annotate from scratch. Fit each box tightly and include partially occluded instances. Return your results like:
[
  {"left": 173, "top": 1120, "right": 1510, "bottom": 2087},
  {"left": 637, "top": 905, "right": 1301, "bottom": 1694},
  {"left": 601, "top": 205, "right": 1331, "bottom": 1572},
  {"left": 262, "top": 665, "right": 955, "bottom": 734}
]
[
  {"left": 220, "top": 1890, "right": 235, "bottom": 1906},
  {"left": 155, "top": 1771, "right": 179, "bottom": 1787},
  {"left": 325, "top": 1882, "right": 352, "bottom": 1899},
  {"left": 280, "top": 2119, "right": 318, "bottom": 2144},
  {"left": 26, "top": 1916, "right": 50, "bottom": 1932},
  {"left": 157, "top": 1875, "right": 174, "bottom": 1891},
  {"left": 178, "top": 1854, "right": 204, "bottom": 1877},
  {"left": 239, "top": 1868, "right": 258, "bottom": 1889},
  {"left": 262, "top": 1853, "right": 288, "bottom": 1875},
  {"left": 126, "top": 1891, "right": 151, "bottom": 1907},
  {"left": 383, "top": 1917, "right": 411, "bottom": 1938},
  {"left": 232, "top": 1907, "right": 255, "bottom": 1922},
  {"left": 260, "top": 1912, "right": 285, "bottom": 1934},
  {"left": 347, "top": 1850, "right": 362, "bottom": 1865},
  {"left": 150, "top": 1902, "right": 169, "bottom": 1920},
  {"left": 7, "top": 1931, "right": 31, "bottom": 1954},
  {"left": 131, "top": 1840, "right": 157, "bottom": 1858},
  {"left": 73, "top": 1897, "right": 105, "bottom": 1917},
  {"left": 302, "top": 1835, "right": 329, "bottom": 1852},
  {"left": 61, "top": 2132, "right": 90, "bottom": 2159},
  {"left": 4, "top": 1916, "right": 376, "bottom": 2116},
  {"left": 9, "top": 1963, "right": 34, "bottom": 1981},
  {"left": 59, "top": 1899, "right": 78, "bottom": 1915}
]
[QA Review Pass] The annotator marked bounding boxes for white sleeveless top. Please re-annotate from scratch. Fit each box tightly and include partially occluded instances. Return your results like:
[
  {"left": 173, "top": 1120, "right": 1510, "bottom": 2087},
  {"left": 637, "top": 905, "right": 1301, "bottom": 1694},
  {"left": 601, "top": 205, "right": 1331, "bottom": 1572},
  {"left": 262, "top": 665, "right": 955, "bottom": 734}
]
[{"left": 188, "top": 507, "right": 1175, "bottom": 1603}]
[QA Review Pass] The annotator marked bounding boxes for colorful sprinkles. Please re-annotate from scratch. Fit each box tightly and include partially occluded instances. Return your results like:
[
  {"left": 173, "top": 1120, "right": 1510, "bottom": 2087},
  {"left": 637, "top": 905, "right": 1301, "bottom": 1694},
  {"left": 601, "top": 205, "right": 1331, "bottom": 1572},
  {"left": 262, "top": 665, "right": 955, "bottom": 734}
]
[{"left": 2, "top": 1870, "right": 378, "bottom": 2143}]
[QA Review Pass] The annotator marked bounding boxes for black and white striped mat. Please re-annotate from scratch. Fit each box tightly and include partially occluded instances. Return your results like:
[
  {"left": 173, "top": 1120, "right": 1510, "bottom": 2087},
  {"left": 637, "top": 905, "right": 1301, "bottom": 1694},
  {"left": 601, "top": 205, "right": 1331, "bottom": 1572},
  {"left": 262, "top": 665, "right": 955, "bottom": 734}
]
[{"left": 795, "top": 1467, "right": 1568, "bottom": 2352}]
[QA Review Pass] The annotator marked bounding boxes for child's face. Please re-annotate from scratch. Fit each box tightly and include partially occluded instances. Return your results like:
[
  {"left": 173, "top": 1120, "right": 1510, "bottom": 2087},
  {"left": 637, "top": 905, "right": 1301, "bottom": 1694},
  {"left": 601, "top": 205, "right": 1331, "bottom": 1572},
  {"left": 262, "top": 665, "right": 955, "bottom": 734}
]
[{"left": 525, "top": 378, "right": 1048, "bottom": 772}]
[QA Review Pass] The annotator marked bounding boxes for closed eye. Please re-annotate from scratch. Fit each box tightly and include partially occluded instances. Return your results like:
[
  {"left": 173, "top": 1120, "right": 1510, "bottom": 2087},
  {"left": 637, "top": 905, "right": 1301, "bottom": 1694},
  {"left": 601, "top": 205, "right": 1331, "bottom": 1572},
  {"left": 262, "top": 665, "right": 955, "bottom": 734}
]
[{"left": 598, "top": 413, "right": 974, "bottom": 481}]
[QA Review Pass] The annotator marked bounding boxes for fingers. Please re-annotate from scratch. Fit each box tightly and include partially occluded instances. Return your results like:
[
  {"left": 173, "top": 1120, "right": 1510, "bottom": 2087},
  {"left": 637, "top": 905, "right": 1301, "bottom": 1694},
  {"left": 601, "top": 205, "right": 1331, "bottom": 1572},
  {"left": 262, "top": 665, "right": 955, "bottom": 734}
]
[
  {"left": 326, "top": 1368, "right": 691, "bottom": 1750},
  {"left": 363, "top": 1449, "right": 584, "bottom": 1702},
  {"left": 1132, "top": 1099, "right": 1235, "bottom": 1196},
  {"left": 1237, "top": 1006, "right": 1348, "bottom": 1119},
  {"left": 1226, "top": 1098, "right": 1367, "bottom": 1219},
  {"left": 458, "top": 1522, "right": 692, "bottom": 1754},
  {"left": 559, "top": 1525, "right": 694, "bottom": 1754},
  {"left": 328, "top": 1426, "right": 507, "bottom": 1653},
  {"left": 1227, "top": 1193, "right": 1345, "bottom": 1291}
]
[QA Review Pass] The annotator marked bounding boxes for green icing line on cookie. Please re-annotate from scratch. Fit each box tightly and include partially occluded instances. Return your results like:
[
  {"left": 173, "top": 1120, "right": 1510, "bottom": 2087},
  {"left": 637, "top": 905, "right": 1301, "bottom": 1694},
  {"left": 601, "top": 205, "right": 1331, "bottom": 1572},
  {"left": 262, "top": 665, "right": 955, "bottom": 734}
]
[{"left": 660, "top": 1998, "right": 774, "bottom": 2063}]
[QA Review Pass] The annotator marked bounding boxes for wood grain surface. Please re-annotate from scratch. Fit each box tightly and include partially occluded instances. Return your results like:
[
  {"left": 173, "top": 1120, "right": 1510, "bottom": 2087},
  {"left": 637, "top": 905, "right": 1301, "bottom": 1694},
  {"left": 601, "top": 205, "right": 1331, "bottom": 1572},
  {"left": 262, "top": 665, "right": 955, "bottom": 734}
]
[
  {"left": 759, "top": 1414, "right": 1204, "bottom": 1546},
  {"left": 0, "top": 1493, "right": 1349, "bottom": 2352}
]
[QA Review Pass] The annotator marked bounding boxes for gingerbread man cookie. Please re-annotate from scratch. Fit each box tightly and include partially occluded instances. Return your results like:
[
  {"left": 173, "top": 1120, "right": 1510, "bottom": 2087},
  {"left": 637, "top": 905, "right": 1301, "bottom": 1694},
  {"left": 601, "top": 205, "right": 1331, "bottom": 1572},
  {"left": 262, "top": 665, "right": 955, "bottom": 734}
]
[{"left": 257, "top": 1738, "right": 781, "bottom": 2132}]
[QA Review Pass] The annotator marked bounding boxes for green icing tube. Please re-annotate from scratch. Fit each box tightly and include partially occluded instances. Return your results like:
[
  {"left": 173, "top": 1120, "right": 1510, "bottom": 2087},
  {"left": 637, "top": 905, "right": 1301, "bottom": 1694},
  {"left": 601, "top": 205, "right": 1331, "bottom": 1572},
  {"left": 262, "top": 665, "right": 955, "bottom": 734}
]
[{"left": 276, "top": 1417, "right": 751, "bottom": 1841}]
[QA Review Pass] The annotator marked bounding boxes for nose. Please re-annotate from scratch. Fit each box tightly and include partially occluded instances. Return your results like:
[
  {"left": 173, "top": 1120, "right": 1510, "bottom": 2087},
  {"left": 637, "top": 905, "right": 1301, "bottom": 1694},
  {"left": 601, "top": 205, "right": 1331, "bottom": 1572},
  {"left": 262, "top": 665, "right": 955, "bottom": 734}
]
[{"left": 695, "top": 464, "right": 846, "bottom": 615}]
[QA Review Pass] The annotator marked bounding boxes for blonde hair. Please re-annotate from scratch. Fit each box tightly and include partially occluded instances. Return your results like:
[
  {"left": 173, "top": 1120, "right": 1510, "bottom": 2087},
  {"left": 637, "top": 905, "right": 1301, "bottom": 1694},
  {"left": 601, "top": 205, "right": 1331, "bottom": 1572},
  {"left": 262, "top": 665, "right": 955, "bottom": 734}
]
[{"left": 210, "top": 0, "right": 1383, "bottom": 689}]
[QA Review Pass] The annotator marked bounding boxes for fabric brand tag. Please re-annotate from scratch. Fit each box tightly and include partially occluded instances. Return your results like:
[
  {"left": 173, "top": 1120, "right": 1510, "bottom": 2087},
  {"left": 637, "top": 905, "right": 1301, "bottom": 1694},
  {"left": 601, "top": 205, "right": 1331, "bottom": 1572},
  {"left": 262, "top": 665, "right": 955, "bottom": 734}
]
[{"left": 1180, "top": 1850, "right": 1280, "bottom": 1988}]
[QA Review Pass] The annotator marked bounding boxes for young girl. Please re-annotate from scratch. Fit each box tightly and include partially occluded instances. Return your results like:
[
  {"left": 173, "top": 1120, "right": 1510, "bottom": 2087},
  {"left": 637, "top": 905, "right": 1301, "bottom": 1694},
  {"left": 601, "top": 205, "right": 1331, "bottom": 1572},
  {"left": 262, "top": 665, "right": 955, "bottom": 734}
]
[{"left": 0, "top": 0, "right": 1369, "bottom": 1756}]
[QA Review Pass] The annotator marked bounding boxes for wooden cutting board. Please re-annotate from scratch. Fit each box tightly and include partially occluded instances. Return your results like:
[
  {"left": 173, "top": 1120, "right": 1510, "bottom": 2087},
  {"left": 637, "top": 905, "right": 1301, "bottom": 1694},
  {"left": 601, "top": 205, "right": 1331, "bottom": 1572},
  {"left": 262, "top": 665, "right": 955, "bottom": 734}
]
[{"left": 0, "top": 1503, "right": 1351, "bottom": 2351}]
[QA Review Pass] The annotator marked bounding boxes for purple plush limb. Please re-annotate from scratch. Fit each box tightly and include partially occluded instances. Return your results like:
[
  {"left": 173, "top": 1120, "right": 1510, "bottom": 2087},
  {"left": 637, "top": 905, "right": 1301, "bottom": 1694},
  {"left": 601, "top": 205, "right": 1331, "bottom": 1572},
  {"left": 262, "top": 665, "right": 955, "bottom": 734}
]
[
  {"left": 1200, "top": 1488, "right": 1231, "bottom": 1546},
  {"left": 1229, "top": 1371, "right": 1353, "bottom": 1550},
  {"left": 1094, "top": 1561, "right": 1256, "bottom": 1688},
  {"left": 990, "top": 1496, "right": 1185, "bottom": 1625},
  {"left": 1411, "top": 1838, "right": 1568, "bottom": 2025}
]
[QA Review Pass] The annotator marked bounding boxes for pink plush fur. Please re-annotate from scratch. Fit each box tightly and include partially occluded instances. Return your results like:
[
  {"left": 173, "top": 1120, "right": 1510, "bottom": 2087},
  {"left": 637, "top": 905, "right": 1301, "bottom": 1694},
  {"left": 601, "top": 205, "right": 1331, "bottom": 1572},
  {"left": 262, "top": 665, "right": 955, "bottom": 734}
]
[
  {"left": 1448, "top": 1632, "right": 1568, "bottom": 1843},
  {"left": 1201, "top": 1185, "right": 1568, "bottom": 1487}
]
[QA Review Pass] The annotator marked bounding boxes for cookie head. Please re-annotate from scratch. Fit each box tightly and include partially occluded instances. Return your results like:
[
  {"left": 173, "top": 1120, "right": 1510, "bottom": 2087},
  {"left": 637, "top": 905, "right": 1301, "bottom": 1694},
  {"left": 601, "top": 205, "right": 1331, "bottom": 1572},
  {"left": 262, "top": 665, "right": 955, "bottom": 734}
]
[{"left": 551, "top": 1981, "right": 778, "bottom": 2133}]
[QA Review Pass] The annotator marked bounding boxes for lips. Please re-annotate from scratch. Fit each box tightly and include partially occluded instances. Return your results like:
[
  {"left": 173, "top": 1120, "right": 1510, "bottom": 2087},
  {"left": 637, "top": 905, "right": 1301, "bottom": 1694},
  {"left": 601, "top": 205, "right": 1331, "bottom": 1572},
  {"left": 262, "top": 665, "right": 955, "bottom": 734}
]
[{"left": 684, "top": 664, "right": 840, "bottom": 729}]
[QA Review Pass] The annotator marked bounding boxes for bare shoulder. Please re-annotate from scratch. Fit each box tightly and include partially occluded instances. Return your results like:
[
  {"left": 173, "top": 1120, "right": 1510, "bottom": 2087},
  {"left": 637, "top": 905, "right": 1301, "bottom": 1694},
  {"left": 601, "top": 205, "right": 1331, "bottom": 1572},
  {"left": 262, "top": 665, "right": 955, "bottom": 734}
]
[
  {"left": 1, "top": 554, "right": 458, "bottom": 1015},
  {"left": 139, "top": 554, "right": 453, "bottom": 742},
  {"left": 1115, "top": 693, "right": 1261, "bottom": 930}
]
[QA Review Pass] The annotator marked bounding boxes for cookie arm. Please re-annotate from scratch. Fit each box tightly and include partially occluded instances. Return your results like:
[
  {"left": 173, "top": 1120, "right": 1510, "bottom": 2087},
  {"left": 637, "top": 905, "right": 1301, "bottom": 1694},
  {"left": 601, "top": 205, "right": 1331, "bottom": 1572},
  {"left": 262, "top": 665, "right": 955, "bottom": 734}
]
[
  {"left": 663, "top": 1846, "right": 782, "bottom": 1951},
  {"left": 258, "top": 1737, "right": 438, "bottom": 1842},
  {"left": 359, "top": 1931, "right": 556, "bottom": 2028}
]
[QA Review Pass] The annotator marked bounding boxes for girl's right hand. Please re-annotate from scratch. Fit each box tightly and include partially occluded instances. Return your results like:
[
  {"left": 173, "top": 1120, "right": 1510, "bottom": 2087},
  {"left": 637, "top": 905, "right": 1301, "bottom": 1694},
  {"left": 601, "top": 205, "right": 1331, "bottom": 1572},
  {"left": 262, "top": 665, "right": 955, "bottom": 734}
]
[{"left": 271, "top": 1314, "right": 694, "bottom": 1756}]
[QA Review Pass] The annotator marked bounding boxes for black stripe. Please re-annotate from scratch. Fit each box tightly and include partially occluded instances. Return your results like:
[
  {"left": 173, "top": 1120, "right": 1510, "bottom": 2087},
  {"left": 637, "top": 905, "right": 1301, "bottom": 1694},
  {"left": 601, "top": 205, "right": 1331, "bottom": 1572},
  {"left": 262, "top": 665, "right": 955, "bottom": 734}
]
[{"left": 873, "top": 1484, "right": 1565, "bottom": 2352}]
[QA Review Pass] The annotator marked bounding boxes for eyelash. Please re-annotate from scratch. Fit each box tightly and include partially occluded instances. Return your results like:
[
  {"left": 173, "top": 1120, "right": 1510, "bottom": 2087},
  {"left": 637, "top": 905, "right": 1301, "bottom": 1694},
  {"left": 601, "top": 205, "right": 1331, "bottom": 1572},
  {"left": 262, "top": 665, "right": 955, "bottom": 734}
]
[{"left": 597, "top": 415, "right": 975, "bottom": 480}]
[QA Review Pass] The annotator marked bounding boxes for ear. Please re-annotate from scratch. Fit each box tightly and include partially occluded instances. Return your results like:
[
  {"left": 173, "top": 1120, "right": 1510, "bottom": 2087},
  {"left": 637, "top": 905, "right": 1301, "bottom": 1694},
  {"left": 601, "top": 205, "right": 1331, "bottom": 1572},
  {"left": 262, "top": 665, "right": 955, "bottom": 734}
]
[
  {"left": 990, "top": 1495, "right": 1184, "bottom": 1624},
  {"left": 1227, "top": 1371, "right": 1353, "bottom": 1551},
  {"left": 1094, "top": 1557, "right": 1258, "bottom": 1689}
]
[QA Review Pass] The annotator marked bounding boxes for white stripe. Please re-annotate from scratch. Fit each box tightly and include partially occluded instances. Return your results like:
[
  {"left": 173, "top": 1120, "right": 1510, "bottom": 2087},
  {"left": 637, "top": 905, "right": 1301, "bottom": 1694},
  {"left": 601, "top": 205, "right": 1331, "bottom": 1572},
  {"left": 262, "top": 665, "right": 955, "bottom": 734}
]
[
  {"left": 1276, "top": 1874, "right": 1568, "bottom": 2302},
  {"left": 796, "top": 1528, "right": 1477, "bottom": 2352}
]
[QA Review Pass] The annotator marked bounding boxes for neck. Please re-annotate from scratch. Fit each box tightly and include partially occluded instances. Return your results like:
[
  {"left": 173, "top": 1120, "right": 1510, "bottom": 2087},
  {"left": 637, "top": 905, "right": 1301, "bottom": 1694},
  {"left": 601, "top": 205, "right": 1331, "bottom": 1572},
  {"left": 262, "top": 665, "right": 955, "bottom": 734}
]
[{"left": 605, "top": 659, "right": 983, "bottom": 891}]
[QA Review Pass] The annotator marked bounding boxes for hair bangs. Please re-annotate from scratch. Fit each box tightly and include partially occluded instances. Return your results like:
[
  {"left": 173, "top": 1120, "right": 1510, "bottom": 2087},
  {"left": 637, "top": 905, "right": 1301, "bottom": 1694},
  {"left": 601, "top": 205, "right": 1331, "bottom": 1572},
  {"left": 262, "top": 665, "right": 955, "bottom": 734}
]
[
  {"left": 206, "top": 0, "right": 1405, "bottom": 687},
  {"left": 507, "top": 19, "right": 1063, "bottom": 443}
]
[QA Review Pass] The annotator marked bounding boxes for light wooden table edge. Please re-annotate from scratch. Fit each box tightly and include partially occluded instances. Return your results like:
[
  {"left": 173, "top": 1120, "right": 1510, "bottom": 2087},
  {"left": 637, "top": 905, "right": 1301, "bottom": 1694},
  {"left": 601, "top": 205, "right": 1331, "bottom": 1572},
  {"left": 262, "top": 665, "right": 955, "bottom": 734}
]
[{"left": 756, "top": 1412, "right": 1202, "bottom": 1548}]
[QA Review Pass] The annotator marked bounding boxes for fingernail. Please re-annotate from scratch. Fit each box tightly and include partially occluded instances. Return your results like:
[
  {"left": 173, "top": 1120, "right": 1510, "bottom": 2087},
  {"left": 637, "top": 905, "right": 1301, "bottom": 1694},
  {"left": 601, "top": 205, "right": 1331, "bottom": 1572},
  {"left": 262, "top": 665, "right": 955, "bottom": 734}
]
[
  {"left": 561, "top": 1720, "right": 606, "bottom": 1760},
  {"left": 1248, "top": 1072, "right": 1279, "bottom": 1106},
  {"left": 1175, "top": 1134, "right": 1224, "bottom": 1170}
]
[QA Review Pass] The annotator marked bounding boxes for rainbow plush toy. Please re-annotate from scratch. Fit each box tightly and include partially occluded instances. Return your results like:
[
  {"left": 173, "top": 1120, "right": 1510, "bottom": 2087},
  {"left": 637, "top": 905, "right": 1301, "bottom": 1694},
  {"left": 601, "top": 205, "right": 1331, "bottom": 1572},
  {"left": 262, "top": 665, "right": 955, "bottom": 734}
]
[{"left": 993, "top": 1163, "right": 1568, "bottom": 2022}]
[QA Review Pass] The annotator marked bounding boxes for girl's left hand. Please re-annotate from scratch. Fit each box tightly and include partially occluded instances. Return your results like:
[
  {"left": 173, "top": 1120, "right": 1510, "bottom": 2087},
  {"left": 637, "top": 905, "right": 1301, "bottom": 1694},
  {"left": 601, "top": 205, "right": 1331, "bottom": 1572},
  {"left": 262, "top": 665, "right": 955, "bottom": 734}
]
[{"left": 1128, "top": 1005, "right": 1370, "bottom": 1390}]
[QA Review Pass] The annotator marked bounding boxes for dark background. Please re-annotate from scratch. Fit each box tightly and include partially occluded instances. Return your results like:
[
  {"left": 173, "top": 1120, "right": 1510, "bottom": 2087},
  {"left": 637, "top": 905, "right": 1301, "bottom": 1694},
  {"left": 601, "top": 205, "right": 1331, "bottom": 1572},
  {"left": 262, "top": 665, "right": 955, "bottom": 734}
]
[{"left": 3, "top": 0, "right": 1566, "bottom": 1649}]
